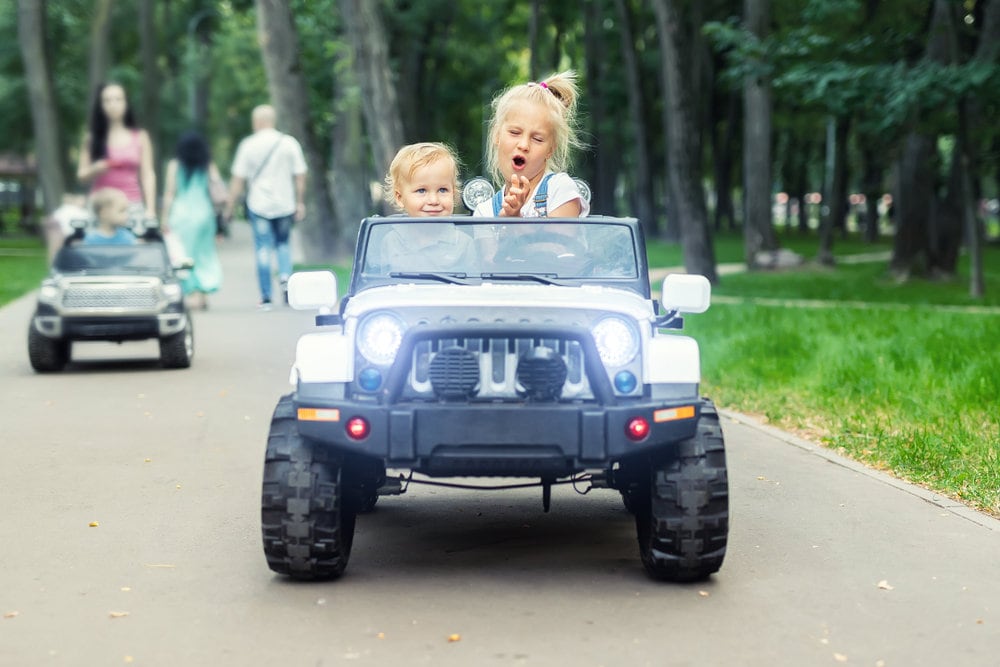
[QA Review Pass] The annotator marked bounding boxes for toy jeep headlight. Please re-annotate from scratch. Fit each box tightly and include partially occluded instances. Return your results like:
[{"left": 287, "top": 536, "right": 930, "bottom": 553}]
[
  {"left": 591, "top": 316, "right": 639, "bottom": 367},
  {"left": 357, "top": 313, "right": 406, "bottom": 365}
]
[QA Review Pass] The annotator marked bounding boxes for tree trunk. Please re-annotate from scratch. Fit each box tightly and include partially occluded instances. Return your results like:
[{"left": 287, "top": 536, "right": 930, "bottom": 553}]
[
  {"left": 961, "top": 0, "right": 1000, "bottom": 295},
  {"left": 88, "top": 0, "right": 114, "bottom": 103},
  {"left": 257, "top": 0, "right": 340, "bottom": 260},
  {"left": 711, "top": 87, "right": 738, "bottom": 232},
  {"left": 891, "top": 133, "right": 936, "bottom": 277},
  {"left": 17, "top": 0, "right": 64, "bottom": 216},
  {"left": 339, "top": 0, "right": 405, "bottom": 198},
  {"left": 653, "top": 0, "right": 717, "bottom": 281},
  {"left": 890, "top": 0, "right": 954, "bottom": 278},
  {"left": 529, "top": 0, "right": 541, "bottom": 81},
  {"left": 860, "top": 145, "right": 882, "bottom": 243},
  {"left": 742, "top": 0, "right": 778, "bottom": 268},
  {"left": 613, "top": 0, "right": 655, "bottom": 232},
  {"left": 330, "top": 47, "right": 373, "bottom": 252},
  {"left": 584, "top": 0, "right": 616, "bottom": 216},
  {"left": 818, "top": 115, "right": 849, "bottom": 264},
  {"left": 138, "top": 0, "right": 158, "bottom": 131}
]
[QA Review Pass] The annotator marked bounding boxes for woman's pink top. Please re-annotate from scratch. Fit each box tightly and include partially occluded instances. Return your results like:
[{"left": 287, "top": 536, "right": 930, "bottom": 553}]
[{"left": 92, "top": 130, "right": 143, "bottom": 203}]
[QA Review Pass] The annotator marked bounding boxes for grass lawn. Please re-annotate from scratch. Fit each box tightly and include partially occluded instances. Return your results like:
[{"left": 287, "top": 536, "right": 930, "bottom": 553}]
[
  {"left": 0, "top": 236, "right": 48, "bottom": 307},
  {"left": 681, "top": 243, "right": 1000, "bottom": 516}
]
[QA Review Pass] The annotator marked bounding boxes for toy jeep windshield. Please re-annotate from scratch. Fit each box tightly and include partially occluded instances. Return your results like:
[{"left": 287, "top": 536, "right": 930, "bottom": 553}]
[
  {"left": 262, "top": 216, "right": 728, "bottom": 582},
  {"left": 27, "top": 223, "right": 193, "bottom": 372}
]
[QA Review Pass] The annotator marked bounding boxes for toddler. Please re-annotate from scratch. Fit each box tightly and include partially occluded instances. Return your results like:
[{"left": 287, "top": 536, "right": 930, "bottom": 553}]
[
  {"left": 380, "top": 143, "right": 475, "bottom": 272},
  {"left": 84, "top": 187, "right": 137, "bottom": 245}
]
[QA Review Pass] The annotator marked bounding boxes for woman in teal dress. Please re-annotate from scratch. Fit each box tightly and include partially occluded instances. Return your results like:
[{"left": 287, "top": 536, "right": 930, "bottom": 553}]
[{"left": 162, "top": 131, "right": 224, "bottom": 309}]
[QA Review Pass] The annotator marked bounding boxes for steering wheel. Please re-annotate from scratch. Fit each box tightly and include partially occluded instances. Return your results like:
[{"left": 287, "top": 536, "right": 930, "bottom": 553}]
[{"left": 500, "top": 230, "right": 587, "bottom": 260}]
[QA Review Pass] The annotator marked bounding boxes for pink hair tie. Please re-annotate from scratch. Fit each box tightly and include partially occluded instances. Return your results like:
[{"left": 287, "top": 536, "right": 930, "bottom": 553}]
[{"left": 538, "top": 81, "right": 548, "bottom": 89}]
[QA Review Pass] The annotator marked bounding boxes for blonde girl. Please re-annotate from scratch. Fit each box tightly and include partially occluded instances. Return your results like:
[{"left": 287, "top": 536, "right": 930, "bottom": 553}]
[{"left": 473, "top": 70, "right": 588, "bottom": 218}]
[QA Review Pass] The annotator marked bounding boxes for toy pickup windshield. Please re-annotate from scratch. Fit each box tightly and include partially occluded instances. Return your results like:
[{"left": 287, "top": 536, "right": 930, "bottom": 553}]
[
  {"left": 360, "top": 219, "right": 639, "bottom": 283},
  {"left": 53, "top": 244, "right": 169, "bottom": 274}
]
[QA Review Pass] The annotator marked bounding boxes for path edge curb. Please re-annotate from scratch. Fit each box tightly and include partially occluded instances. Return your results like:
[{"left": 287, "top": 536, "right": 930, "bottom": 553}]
[{"left": 719, "top": 408, "right": 1000, "bottom": 532}]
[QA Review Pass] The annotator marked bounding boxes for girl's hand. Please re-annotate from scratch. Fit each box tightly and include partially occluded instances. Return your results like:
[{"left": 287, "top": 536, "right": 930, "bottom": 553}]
[
  {"left": 501, "top": 174, "right": 529, "bottom": 216},
  {"left": 90, "top": 159, "right": 110, "bottom": 177}
]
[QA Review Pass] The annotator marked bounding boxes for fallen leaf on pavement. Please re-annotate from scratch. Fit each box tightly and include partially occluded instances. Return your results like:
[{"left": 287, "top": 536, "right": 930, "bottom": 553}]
[
  {"left": 4, "top": 611, "right": 18, "bottom": 619},
  {"left": 698, "top": 590, "right": 709, "bottom": 597},
  {"left": 89, "top": 521, "right": 100, "bottom": 527},
  {"left": 109, "top": 611, "right": 129, "bottom": 619},
  {"left": 877, "top": 580, "right": 894, "bottom": 590},
  {"left": 376, "top": 632, "right": 385, "bottom": 639},
  {"left": 833, "top": 653, "right": 847, "bottom": 662},
  {"left": 447, "top": 634, "right": 461, "bottom": 643}
]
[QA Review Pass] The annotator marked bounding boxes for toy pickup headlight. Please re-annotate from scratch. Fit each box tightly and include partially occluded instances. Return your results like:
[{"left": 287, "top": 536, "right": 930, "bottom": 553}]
[
  {"left": 591, "top": 317, "right": 638, "bottom": 367},
  {"left": 357, "top": 313, "right": 406, "bottom": 365},
  {"left": 39, "top": 281, "right": 60, "bottom": 304},
  {"left": 163, "top": 283, "right": 183, "bottom": 302}
]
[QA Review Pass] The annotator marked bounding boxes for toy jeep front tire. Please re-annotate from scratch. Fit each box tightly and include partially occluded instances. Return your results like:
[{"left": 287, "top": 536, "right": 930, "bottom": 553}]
[
  {"left": 261, "top": 394, "right": 356, "bottom": 580},
  {"left": 28, "top": 326, "right": 69, "bottom": 372},
  {"left": 635, "top": 400, "right": 729, "bottom": 582}
]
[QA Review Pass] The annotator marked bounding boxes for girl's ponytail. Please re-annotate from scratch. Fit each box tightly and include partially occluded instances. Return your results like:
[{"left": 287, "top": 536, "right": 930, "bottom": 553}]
[{"left": 538, "top": 70, "right": 578, "bottom": 117}]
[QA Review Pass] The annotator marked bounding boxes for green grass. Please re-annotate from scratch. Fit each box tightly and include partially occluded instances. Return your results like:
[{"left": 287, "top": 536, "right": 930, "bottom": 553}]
[
  {"left": 0, "top": 237, "right": 48, "bottom": 307},
  {"left": 682, "top": 245, "right": 1000, "bottom": 516}
]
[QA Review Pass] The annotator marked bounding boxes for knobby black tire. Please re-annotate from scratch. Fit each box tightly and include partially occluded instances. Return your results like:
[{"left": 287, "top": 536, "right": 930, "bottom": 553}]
[
  {"left": 159, "top": 318, "right": 193, "bottom": 369},
  {"left": 261, "top": 394, "right": 356, "bottom": 580},
  {"left": 27, "top": 325, "right": 69, "bottom": 372},
  {"left": 635, "top": 399, "right": 729, "bottom": 582}
]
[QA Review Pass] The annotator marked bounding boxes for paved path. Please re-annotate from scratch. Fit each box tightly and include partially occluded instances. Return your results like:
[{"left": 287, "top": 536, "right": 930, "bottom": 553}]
[{"left": 1, "top": 225, "right": 998, "bottom": 666}]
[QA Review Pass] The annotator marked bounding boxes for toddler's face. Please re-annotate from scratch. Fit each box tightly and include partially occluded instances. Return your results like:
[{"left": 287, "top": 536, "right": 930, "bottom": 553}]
[
  {"left": 497, "top": 101, "right": 555, "bottom": 183},
  {"left": 395, "top": 158, "right": 456, "bottom": 217},
  {"left": 105, "top": 198, "right": 131, "bottom": 227}
]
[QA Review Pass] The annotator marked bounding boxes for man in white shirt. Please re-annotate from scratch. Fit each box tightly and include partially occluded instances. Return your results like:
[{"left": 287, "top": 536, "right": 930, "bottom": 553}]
[{"left": 225, "top": 105, "right": 308, "bottom": 309}]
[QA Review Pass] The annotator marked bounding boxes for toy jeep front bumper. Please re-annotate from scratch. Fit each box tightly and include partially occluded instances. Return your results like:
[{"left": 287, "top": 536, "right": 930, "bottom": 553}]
[{"left": 294, "top": 397, "right": 701, "bottom": 476}]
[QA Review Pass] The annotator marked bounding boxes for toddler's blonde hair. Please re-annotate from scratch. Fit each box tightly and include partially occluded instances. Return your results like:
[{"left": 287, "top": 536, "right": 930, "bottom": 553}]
[
  {"left": 90, "top": 187, "right": 129, "bottom": 221},
  {"left": 384, "top": 142, "right": 462, "bottom": 209},
  {"left": 485, "top": 70, "right": 583, "bottom": 186}
]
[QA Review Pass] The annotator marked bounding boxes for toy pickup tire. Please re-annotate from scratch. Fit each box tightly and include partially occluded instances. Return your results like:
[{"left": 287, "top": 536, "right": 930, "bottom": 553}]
[
  {"left": 28, "top": 325, "right": 69, "bottom": 372},
  {"left": 159, "top": 319, "right": 194, "bottom": 369},
  {"left": 635, "top": 400, "right": 729, "bottom": 582},
  {"left": 261, "top": 394, "right": 356, "bottom": 580}
]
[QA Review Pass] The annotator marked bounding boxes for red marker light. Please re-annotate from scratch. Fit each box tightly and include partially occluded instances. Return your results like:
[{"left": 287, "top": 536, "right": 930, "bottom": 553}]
[
  {"left": 625, "top": 417, "right": 650, "bottom": 442},
  {"left": 346, "top": 417, "right": 370, "bottom": 440}
]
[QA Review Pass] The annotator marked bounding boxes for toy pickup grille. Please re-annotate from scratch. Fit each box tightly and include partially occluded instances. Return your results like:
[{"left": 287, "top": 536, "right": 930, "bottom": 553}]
[
  {"left": 63, "top": 284, "right": 159, "bottom": 310},
  {"left": 407, "top": 336, "right": 588, "bottom": 401}
]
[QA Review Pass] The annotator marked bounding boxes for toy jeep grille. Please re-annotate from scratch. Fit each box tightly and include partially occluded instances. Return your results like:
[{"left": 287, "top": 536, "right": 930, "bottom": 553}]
[
  {"left": 62, "top": 284, "right": 159, "bottom": 310},
  {"left": 405, "top": 336, "right": 590, "bottom": 402}
]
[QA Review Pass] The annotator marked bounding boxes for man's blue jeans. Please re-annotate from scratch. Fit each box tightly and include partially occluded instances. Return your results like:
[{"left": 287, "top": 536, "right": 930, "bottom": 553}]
[{"left": 247, "top": 209, "right": 293, "bottom": 302}]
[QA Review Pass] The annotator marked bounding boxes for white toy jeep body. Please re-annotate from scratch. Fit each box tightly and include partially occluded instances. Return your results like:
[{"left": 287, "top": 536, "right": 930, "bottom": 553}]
[{"left": 262, "top": 216, "right": 728, "bottom": 582}]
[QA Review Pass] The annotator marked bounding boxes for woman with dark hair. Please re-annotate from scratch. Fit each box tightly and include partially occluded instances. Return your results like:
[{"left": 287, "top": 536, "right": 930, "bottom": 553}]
[
  {"left": 76, "top": 82, "right": 156, "bottom": 218},
  {"left": 162, "top": 130, "right": 225, "bottom": 309}
]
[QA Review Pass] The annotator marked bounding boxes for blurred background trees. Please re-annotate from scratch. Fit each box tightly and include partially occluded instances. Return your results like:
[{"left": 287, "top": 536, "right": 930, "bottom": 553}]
[{"left": 2, "top": 0, "right": 998, "bottom": 292}]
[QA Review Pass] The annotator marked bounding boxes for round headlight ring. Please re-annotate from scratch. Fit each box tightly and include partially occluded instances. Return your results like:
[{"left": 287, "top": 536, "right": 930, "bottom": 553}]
[
  {"left": 357, "top": 313, "right": 406, "bottom": 365},
  {"left": 591, "top": 317, "right": 639, "bottom": 367}
]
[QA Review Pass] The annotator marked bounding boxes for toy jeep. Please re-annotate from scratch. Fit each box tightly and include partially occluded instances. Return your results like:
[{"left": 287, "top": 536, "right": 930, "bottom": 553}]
[
  {"left": 27, "top": 218, "right": 193, "bottom": 372},
  {"left": 262, "top": 215, "right": 728, "bottom": 581}
]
